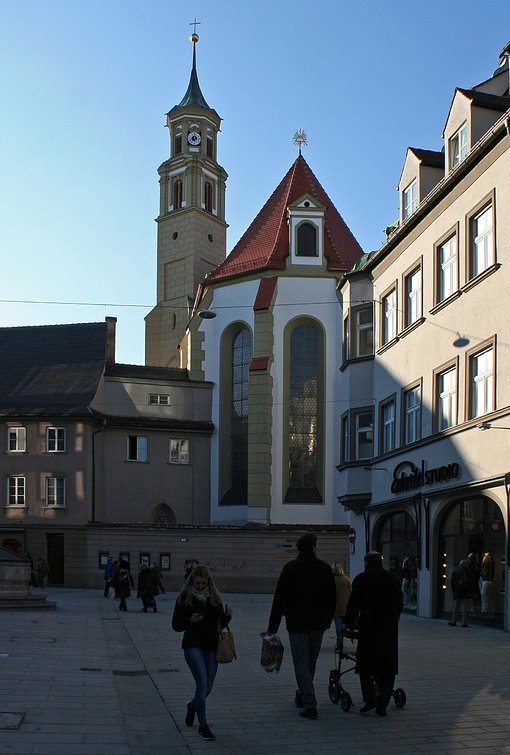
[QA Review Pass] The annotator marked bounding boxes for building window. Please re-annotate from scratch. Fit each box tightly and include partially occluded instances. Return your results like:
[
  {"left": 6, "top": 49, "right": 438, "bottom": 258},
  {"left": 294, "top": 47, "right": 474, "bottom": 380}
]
[
  {"left": 382, "top": 289, "right": 397, "bottom": 345},
  {"left": 46, "top": 477, "right": 65, "bottom": 506},
  {"left": 437, "top": 235, "right": 458, "bottom": 302},
  {"left": 204, "top": 181, "right": 213, "bottom": 213},
  {"left": 403, "top": 181, "right": 417, "bottom": 219},
  {"left": 380, "top": 399, "right": 395, "bottom": 454},
  {"left": 470, "top": 204, "right": 494, "bottom": 279},
  {"left": 449, "top": 125, "right": 468, "bottom": 170},
  {"left": 470, "top": 347, "right": 494, "bottom": 418},
  {"left": 149, "top": 394, "right": 170, "bottom": 405},
  {"left": 174, "top": 134, "right": 182, "bottom": 155},
  {"left": 404, "top": 267, "right": 422, "bottom": 328},
  {"left": 288, "top": 325, "right": 319, "bottom": 491},
  {"left": 8, "top": 427, "right": 26, "bottom": 452},
  {"left": 437, "top": 367, "right": 457, "bottom": 430},
  {"left": 341, "top": 414, "right": 349, "bottom": 463},
  {"left": 173, "top": 179, "right": 183, "bottom": 210},
  {"left": 297, "top": 223, "right": 317, "bottom": 257},
  {"left": 355, "top": 307, "right": 373, "bottom": 356},
  {"left": 342, "top": 315, "right": 349, "bottom": 362},
  {"left": 207, "top": 136, "right": 213, "bottom": 157},
  {"left": 170, "top": 439, "right": 189, "bottom": 464},
  {"left": 355, "top": 410, "right": 373, "bottom": 460},
  {"left": 404, "top": 385, "right": 421, "bottom": 444},
  {"left": 47, "top": 427, "right": 66, "bottom": 452},
  {"left": 8, "top": 477, "right": 25, "bottom": 506},
  {"left": 127, "top": 436, "right": 147, "bottom": 462},
  {"left": 231, "top": 329, "right": 251, "bottom": 493}
]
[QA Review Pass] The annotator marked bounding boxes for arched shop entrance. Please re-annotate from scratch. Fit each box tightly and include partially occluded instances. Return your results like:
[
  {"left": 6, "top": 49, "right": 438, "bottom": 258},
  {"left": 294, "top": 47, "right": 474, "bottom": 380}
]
[
  {"left": 377, "top": 511, "right": 418, "bottom": 609},
  {"left": 438, "top": 496, "right": 505, "bottom": 625}
]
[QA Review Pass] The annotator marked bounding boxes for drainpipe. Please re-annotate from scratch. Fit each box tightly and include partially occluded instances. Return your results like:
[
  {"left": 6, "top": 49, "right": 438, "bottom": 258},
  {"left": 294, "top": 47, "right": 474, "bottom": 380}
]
[{"left": 91, "top": 419, "right": 107, "bottom": 523}]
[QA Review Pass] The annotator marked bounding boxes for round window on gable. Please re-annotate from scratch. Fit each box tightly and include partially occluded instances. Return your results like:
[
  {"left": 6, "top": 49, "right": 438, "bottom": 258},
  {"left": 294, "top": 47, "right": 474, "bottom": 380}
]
[
  {"left": 172, "top": 232, "right": 178, "bottom": 240},
  {"left": 304, "top": 201, "right": 310, "bottom": 207}
]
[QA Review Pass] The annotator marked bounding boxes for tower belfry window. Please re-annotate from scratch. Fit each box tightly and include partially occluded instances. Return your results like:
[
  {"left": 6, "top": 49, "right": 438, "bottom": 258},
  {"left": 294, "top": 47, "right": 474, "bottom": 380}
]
[
  {"left": 207, "top": 137, "right": 213, "bottom": 157},
  {"left": 174, "top": 180, "right": 183, "bottom": 210},
  {"left": 204, "top": 181, "right": 213, "bottom": 213},
  {"left": 174, "top": 135, "right": 182, "bottom": 155}
]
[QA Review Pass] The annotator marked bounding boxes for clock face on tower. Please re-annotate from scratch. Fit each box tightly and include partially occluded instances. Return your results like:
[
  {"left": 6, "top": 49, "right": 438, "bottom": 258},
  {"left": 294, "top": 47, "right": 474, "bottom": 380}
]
[{"left": 187, "top": 132, "right": 201, "bottom": 146}]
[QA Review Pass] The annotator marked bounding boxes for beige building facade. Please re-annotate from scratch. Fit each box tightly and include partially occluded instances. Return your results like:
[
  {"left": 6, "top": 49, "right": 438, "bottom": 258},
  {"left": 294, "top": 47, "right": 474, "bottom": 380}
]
[{"left": 339, "top": 43, "right": 510, "bottom": 629}]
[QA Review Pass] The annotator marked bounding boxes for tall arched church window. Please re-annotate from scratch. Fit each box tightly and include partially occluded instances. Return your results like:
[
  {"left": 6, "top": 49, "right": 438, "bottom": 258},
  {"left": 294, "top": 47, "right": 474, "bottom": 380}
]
[
  {"left": 297, "top": 223, "right": 317, "bottom": 257},
  {"left": 285, "top": 323, "right": 322, "bottom": 502},
  {"left": 231, "top": 329, "right": 251, "bottom": 494},
  {"left": 174, "top": 179, "right": 183, "bottom": 210},
  {"left": 204, "top": 181, "right": 213, "bottom": 213}
]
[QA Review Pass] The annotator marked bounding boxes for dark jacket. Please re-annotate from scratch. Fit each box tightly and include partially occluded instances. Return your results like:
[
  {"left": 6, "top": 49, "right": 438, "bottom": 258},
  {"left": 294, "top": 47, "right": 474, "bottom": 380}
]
[
  {"left": 451, "top": 566, "right": 475, "bottom": 600},
  {"left": 268, "top": 551, "right": 336, "bottom": 634},
  {"left": 138, "top": 568, "right": 160, "bottom": 598},
  {"left": 344, "top": 566, "right": 403, "bottom": 677},
  {"left": 172, "top": 594, "right": 230, "bottom": 651},
  {"left": 112, "top": 561, "right": 134, "bottom": 598}
]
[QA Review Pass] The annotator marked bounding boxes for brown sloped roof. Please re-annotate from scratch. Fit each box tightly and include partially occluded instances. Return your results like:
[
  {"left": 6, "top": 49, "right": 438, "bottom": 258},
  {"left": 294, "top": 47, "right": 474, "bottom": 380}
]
[
  {"left": 205, "top": 155, "right": 363, "bottom": 283},
  {"left": 0, "top": 322, "right": 108, "bottom": 416}
]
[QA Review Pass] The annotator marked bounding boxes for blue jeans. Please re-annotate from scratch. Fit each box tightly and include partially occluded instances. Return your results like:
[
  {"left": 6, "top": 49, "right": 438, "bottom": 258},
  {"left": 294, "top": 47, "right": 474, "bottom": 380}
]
[
  {"left": 288, "top": 630, "right": 324, "bottom": 709},
  {"left": 333, "top": 616, "right": 344, "bottom": 649},
  {"left": 184, "top": 647, "right": 218, "bottom": 726}
]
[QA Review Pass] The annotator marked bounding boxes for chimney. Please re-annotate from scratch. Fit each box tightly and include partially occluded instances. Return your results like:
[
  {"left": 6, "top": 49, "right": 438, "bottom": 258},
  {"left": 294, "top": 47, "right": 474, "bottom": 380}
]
[{"left": 105, "top": 317, "right": 117, "bottom": 364}]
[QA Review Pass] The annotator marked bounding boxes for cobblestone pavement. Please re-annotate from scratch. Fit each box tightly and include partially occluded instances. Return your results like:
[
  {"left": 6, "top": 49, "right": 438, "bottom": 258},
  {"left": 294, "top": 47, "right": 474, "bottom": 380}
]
[{"left": 1, "top": 588, "right": 510, "bottom": 754}]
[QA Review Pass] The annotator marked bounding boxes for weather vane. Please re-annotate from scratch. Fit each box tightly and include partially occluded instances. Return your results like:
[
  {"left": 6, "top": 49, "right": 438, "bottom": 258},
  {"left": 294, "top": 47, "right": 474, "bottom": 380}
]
[
  {"left": 293, "top": 129, "right": 308, "bottom": 155},
  {"left": 189, "top": 18, "right": 201, "bottom": 42}
]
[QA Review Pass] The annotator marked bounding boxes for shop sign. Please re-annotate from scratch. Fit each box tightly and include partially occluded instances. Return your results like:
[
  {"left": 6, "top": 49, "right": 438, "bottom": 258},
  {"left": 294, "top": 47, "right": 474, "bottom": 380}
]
[{"left": 391, "top": 460, "right": 460, "bottom": 494}]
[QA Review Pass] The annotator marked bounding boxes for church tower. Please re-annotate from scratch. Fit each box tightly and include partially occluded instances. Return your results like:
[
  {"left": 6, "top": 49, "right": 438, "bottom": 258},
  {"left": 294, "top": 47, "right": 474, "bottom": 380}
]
[{"left": 145, "top": 29, "right": 228, "bottom": 367}]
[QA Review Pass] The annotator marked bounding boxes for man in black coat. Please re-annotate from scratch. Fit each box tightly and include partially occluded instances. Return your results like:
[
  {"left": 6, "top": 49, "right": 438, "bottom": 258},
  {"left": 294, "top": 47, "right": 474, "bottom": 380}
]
[
  {"left": 344, "top": 551, "right": 403, "bottom": 717},
  {"left": 267, "top": 533, "right": 336, "bottom": 720}
]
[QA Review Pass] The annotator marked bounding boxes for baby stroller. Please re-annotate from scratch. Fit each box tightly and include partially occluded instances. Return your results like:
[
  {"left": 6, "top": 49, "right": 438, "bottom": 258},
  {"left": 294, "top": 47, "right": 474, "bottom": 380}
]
[{"left": 328, "top": 628, "right": 406, "bottom": 712}]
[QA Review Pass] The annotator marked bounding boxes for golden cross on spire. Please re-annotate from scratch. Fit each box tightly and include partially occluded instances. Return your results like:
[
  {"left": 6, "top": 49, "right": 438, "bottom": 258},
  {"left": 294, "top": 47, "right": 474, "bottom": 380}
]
[{"left": 189, "top": 18, "right": 201, "bottom": 38}]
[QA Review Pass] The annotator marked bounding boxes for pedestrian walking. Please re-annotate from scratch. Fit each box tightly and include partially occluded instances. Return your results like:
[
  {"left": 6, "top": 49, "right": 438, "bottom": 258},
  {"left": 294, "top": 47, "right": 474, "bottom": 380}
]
[
  {"left": 103, "top": 557, "right": 115, "bottom": 598},
  {"left": 36, "top": 555, "right": 49, "bottom": 589},
  {"left": 449, "top": 558, "right": 475, "bottom": 627},
  {"left": 480, "top": 552, "right": 495, "bottom": 613},
  {"left": 172, "top": 564, "right": 233, "bottom": 742},
  {"left": 112, "top": 558, "right": 134, "bottom": 611},
  {"left": 344, "top": 551, "right": 403, "bottom": 717},
  {"left": 332, "top": 564, "right": 352, "bottom": 650},
  {"left": 266, "top": 533, "right": 336, "bottom": 720},
  {"left": 137, "top": 563, "right": 160, "bottom": 612}
]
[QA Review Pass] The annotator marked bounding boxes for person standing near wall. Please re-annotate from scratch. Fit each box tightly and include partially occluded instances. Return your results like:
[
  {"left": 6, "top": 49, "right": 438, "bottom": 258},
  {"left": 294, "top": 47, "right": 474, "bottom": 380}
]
[
  {"left": 449, "top": 559, "right": 474, "bottom": 627},
  {"left": 103, "top": 557, "right": 115, "bottom": 598},
  {"left": 332, "top": 564, "right": 352, "bottom": 651}
]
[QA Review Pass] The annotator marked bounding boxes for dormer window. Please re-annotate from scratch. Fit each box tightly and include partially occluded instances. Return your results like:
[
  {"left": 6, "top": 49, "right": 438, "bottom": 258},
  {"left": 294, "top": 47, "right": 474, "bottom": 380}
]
[
  {"left": 449, "top": 124, "right": 468, "bottom": 170},
  {"left": 403, "top": 181, "right": 417, "bottom": 219},
  {"left": 297, "top": 223, "right": 317, "bottom": 257}
]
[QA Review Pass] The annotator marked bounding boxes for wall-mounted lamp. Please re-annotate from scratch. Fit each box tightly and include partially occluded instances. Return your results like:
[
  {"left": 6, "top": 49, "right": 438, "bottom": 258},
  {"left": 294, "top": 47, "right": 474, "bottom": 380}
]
[
  {"left": 198, "top": 309, "right": 216, "bottom": 319},
  {"left": 453, "top": 332, "right": 470, "bottom": 348},
  {"left": 478, "top": 422, "right": 510, "bottom": 431}
]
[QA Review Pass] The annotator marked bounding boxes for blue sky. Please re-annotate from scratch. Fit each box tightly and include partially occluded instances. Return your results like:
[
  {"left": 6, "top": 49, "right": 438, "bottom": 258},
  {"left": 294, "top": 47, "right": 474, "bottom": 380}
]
[{"left": 0, "top": 1, "right": 508, "bottom": 364}]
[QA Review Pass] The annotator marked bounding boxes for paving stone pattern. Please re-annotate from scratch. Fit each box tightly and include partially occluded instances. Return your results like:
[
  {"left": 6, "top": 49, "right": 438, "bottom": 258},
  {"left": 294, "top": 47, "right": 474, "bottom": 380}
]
[{"left": 0, "top": 588, "right": 510, "bottom": 754}]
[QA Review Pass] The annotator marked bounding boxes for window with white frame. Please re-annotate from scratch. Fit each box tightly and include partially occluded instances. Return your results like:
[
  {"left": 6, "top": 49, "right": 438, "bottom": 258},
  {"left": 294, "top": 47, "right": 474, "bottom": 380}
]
[
  {"left": 341, "top": 415, "right": 349, "bottom": 463},
  {"left": 470, "top": 204, "right": 494, "bottom": 279},
  {"left": 380, "top": 399, "right": 396, "bottom": 454},
  {"left": 127, "top": 436, "right": 148, "bottom": 462},
  {"left": 46, "top": 477, "right": 65, "bottom": 506},
  {"left": 355, "top": 410, "right": 373, "bottom": 460},
  {"left": 404, "top": 385, "right": 421, "bottom": 444},
  {"left": 297, "top": 223, "right": 317, "bottom": 257},
  {"left": 8, "top": 427, "right": 26, "bottom": 452},
  {"left": 449, "top": 125, "right": 468, "bottom": 170},
  {"left": 437, "top": 235, "right": 458, "bottom": 302},
  {"left": 47, "top": 427, "right": 66, "bottom": 452},
  {"left": 403, "top": 181, "right": 417, "bottom": 219},
  {"left": 437, "top": 367, "right": 457, "bottom": 430},
  {"left": 342, "top": 316, "right": 349, "bottom": 362},
  {"left": 8, "top": 476, "right": 25, "bottom": 505},
  {"left": 170, "top": 439, "right": 189, "bottom": 464},
  {"left": 470, "top": 347, "right": 494, "bottom": 418},
  {"left": 355, "top": 307, "right": 373, "bottom": 356},
  {"left": 404, "top": 267, "right": 422, "bottom": 327},
  {"left": 149, "top": 394, "right": 170, "bottom": 405},
  {"left": 382, "top": 289, "right": 397, "bottom": 345}
]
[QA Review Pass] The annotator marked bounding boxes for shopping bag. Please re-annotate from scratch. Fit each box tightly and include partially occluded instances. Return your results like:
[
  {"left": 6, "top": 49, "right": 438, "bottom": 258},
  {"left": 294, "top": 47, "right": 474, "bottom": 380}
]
[
  {"left": 260, "top": 632, "right": 284, "bottom": 673},
  {"left": 108, "top": 586, "right": 115, "bottom": 600}
]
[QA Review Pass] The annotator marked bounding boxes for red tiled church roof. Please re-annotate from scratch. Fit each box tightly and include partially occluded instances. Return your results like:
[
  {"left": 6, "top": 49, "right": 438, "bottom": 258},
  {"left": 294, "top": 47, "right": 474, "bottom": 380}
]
[{"left": 205, "top": 155, "right": 363, "bottom": 283}]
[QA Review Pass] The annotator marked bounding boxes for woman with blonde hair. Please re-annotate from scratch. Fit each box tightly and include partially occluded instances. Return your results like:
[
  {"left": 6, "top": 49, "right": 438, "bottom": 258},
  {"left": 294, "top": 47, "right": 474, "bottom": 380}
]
[
  {"left": 172, "top": 564, "right": 233, "bottom": 741},
  {"left": 332, "top": 563, "right": 352, "bottom": 650}
]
